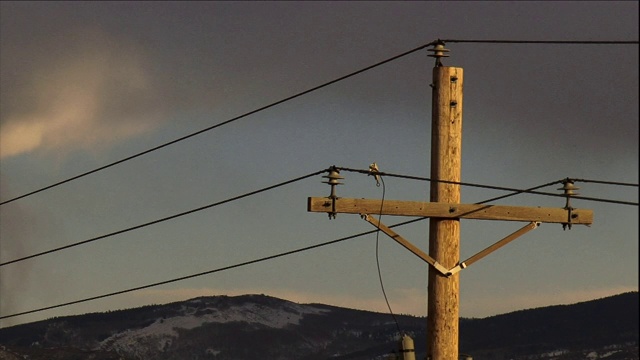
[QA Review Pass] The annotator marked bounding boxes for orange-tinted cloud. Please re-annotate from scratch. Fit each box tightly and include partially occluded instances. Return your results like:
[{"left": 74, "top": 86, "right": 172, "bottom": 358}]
[{"left": 0, "top": 28, "right": 162, "bottom": 159}]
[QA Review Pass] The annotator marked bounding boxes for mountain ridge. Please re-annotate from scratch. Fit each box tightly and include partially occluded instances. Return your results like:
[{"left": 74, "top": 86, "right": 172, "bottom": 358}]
[{"left": 0, "top": 292, "right": 637, "bottom": 359}]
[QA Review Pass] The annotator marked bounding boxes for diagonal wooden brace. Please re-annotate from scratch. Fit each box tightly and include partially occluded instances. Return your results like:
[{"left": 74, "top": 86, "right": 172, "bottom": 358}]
[
  {"left": 447, "top": 221, "right": 540, "bottom": 275},
  {"left": 361, "top": 214, "right": 450, "bottom": 275}
]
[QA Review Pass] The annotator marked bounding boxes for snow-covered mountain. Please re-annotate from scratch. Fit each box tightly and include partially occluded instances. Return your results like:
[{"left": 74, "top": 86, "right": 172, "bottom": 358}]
[
  {"left": 0, "top": 294, "right": 423, "bottom": 359},
  {"left": 0, "top": 292, "right": 637, "bottom": 359},
  {"left": 96, "top": 296, "right": 331, "bottom": 358}
]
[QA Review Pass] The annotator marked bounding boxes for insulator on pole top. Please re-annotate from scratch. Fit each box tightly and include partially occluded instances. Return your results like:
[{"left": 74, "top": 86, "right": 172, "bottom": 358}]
[{"left": 428, "top": 41, "right": 450, "bottom": 66}]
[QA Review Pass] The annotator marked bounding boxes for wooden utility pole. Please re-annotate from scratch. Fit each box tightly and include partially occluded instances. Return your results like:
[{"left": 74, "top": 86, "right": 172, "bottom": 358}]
[
  {"left": 306, "top": 41, "right": 593, "bottom": 360},
  {"left": 427, "top": 60, "right": 463, "bottom": 360}
]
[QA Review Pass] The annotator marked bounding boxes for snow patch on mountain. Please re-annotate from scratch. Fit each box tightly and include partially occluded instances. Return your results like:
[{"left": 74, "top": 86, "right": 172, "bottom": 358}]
[{"left": 97, "top": 298, "right": 330, "bottom": 355}]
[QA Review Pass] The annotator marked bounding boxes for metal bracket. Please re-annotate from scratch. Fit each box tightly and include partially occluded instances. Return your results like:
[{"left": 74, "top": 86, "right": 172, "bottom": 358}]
[
  {"left": 361, "top": 214, "right": 450, "bottom": 275},
  {"left": 369, "top": 162, "right": 381, "bottom": 187},
  {"left": 447, "top": 221, "right": 540, "bottom": 275}
]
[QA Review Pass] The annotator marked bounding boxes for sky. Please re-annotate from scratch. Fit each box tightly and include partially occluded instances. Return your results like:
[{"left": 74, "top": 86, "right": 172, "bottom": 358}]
[{"left": 0, "top": 1, "right": 638, "bottom": 328}]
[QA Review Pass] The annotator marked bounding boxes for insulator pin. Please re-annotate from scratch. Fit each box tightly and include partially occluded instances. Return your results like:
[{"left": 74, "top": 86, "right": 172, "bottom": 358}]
[
  {"left": 322, "top": 167, "right": 344, "bottom": 219},
  {"left": 558, "top": 179, "right": 580, "bottom": 230}
]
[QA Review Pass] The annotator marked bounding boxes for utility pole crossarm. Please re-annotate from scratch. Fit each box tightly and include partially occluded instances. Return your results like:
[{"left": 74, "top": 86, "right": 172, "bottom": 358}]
[{"left": 307, "top": 197, "right": 593, "bottom": 225}]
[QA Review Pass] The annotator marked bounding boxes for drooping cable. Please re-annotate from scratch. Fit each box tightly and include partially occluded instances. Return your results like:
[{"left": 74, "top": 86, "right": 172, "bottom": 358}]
[
  {"left": 0, "top": 217, "right": 428, "bottom": 321},
  {"left": 373, "top": 175, "right": 402, "bottom": 335},
  {"left": 0, "top": 169, "right": 328, "bottom": 267}
]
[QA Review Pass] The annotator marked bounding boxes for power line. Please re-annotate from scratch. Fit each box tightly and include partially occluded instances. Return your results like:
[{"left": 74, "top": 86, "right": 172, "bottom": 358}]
[
  {"left": 2, "top": 38, "right": 635, "bottom": 206},
  {"left": 0, "top": 42, "right": 437, "bottom": 207},
  {"left": 339, "top": 166, "right": 566, "bottom": 196},
  {"left": 336, "top": 167, "right": 640, "bottom": 206},
  {"left": 3, "top": 168, "right": 636, "bottom": 268},
  {"left": 441, "top": 39, "right": 639, "bottom": 45},
  {"left": 0, "top": 177, "right": 625, "bottom": 321},
  {"left": 572, "top": 178, "right": 639, "bottom": 187},
  {"left": 0, "top": 217, "right": 427, "bottom": 321},
  {"left": 0, "top": 169, "right": 328, "bottom": 267},
  {"left": 475, "top": 179, "right": 565, "bottom": 205},
  {"left": 2, "top": 38, "right": 637, "bottom": 323}
]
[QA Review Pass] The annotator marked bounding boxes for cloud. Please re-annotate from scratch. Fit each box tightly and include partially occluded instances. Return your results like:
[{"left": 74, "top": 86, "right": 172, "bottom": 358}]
[{"left": 0, "top": 28, "right": 163, "bottom": 159}]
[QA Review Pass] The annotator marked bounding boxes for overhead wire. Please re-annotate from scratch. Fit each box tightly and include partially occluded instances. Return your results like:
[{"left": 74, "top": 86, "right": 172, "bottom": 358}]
[
  {"left": 440, "top": 39, "right": 639, "bottom": 45},
  {"left": 475, "top": 179, "right": 566, "bottom": 205},
  {"left": 0, "top": 169, "right": 328, "bottom": 267},
  {"left": 2, "top": 38, "right": 638, "bottom": 321},
  {"left": 336, "top": 167, "right": 639, "bottom": 206},
  {"left": 4, "top": 38, "right": 636, "bottom": 206},
  {"left": 0, "top": 217, "right": 428, "bottom": 321},
  {"left": 3, "top": 169, "right": 636, "bottom": 267},
  {"left": 1, "top": 175, "right": 632, "bottom": 321},
  {"left": 571, "top": 178, "right": 639, "bottom": 187},
  {"left": 0, "top": 41, "right": 438, "bottom": 206}
]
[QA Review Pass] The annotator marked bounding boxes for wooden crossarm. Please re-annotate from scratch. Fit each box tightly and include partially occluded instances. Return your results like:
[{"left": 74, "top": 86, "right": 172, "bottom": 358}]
[{"left": 308, "top": 197, "right": 593, "bottom": 225}]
